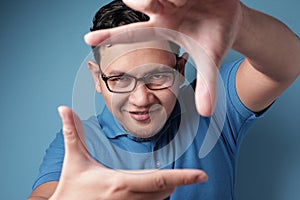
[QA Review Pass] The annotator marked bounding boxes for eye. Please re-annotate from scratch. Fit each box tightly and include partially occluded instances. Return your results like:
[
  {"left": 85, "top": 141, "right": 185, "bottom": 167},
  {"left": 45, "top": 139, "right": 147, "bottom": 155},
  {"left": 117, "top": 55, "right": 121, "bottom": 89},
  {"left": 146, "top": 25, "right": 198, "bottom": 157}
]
[
  {"left": 109, "top": 75, "right": 131, "bottom": 82},
  {"left": 148, "top": 72, "right": 173, "bottom": 82},
  {"left": 150, "top": 74, "right": 165, "bottom": 80}
]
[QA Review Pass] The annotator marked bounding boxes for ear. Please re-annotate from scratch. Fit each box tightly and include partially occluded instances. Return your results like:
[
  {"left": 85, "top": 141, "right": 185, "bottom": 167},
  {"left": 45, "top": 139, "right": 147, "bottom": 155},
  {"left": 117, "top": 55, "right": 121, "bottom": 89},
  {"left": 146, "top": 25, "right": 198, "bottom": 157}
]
[
  {"left": 178, "top": 53, "right": 189, "bottom": 84},
  {"left": 87, "top": 60, "right": 102, "bottom": 93}
]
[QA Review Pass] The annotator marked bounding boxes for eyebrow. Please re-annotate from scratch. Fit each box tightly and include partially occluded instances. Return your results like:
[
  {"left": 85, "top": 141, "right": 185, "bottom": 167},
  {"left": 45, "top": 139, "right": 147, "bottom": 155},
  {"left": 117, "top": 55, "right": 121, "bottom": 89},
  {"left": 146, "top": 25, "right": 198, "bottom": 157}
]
[
  {"left": 104, "top": 70, "right": 126, "bottom": 76},
  {"left": 104, "top": 65, "right": 175, "bottom": 76}
]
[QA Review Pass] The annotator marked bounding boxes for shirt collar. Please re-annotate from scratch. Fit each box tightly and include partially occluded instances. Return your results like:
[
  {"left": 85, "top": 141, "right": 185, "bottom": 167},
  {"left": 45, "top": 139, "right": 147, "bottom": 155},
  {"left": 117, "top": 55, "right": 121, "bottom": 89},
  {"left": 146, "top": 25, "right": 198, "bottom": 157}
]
[{"left": 97, "top": 107, "right": 128, "bottom": 139}]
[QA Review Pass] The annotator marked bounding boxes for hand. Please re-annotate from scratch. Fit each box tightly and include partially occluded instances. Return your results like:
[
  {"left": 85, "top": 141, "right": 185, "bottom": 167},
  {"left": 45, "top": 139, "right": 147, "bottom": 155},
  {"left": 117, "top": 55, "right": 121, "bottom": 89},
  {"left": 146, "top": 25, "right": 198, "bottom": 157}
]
[
  {"left": 84, "top": 0, "right": 243, "bottom": 116},
  {"left": 50, "top": 106, "right": 208, "bottom": 200}
]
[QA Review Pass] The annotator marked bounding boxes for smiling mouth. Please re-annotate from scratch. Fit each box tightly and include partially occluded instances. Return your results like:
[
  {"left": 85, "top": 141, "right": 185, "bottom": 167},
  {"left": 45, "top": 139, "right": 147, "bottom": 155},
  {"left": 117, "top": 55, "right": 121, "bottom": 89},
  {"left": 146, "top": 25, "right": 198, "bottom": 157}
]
[
  {"left": 129, "top": 111, "right": 151, "bottom": 121},
  {"left": 127, "top": 104, "right": 162, "bottom": 121},
  {"left": 130, "top": 111, "right": 150, "bottom": 115},
  {"left": 129, "top": 105, "right": 163, "bottom": 121}
]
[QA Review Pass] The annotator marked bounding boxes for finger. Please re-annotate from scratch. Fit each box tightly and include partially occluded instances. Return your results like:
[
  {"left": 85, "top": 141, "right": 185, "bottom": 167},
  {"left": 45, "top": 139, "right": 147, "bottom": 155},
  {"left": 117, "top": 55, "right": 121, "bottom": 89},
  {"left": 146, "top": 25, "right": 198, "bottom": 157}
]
[
  {"left": 123, "top": 0, "right": 163, "bottom": 14},
  {"left": 58, "top": 106, "right": 90, "bottom": 160},
  {"left": 194, "top": 72, "right": 217, "bottom": 116},
  {"left": 84, "top": 21, "right": 153, "bottom": 47},
  {"left": 182, "top": 39, "right": 219, "bottom": 117},
  {"left": 122, "top": 169, "right": 208, "bottom": 192}
]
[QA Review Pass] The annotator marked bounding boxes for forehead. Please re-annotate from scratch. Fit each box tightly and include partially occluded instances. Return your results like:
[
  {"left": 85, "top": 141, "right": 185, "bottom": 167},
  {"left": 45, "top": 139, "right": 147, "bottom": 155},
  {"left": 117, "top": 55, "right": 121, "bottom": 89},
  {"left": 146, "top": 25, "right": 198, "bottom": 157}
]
[{"left": 98, "top": 41, "right": 176, "bottom": 71}]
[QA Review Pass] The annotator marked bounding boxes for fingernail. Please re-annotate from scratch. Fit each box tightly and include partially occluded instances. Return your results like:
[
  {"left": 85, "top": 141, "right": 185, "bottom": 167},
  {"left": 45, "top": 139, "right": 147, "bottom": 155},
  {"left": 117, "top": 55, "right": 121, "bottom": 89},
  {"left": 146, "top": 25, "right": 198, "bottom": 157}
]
[
  {"left": 196, "top": 173, "right": 208, "bottom": 182},
  {"left": 84, "top": 32, "right": 91, "bottom": 43},
  {"left": 57, "top": 106, "right": 65, "bottom": 120}
]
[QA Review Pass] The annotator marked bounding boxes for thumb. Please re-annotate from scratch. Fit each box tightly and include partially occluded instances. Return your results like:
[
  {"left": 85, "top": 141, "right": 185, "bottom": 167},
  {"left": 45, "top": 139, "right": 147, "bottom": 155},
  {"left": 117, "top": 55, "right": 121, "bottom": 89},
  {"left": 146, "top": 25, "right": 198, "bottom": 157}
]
[{"left": 84, "top": 21, "right": 152, "bottom": 47}]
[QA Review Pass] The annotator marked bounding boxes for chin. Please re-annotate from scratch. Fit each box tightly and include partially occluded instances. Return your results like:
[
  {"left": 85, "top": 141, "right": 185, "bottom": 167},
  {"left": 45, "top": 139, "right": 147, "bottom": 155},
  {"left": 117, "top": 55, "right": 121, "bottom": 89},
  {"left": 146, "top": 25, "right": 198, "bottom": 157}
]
[
  {"left": 130, "top": 130, "right": 158, "bottom": 139},
  {"left": 127, "top": 125, "right": 163, "bottom": 139},
  {"left": 121, "top": 115, "right": 168, "bottom": 139}
]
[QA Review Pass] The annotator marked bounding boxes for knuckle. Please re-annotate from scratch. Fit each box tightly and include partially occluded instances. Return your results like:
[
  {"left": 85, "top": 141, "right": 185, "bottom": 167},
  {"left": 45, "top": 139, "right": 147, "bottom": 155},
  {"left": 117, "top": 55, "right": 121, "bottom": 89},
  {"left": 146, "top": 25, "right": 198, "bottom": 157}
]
[
  {"left": 154, "top": 175, "right": 168, "bottom": 190},
  {"left": 183, "top": 176, "right": 191, "bottom": 185},
  {"left": 64, "top": 134, "right": 77, "bottom": 145},
  {"left": 106, "top": 176, "right": 128, "bottom": 196},
  {"left": 63, "top": 126, "right": 75, "bottom": 136},
  {"left": 183, "top": 174, "right": 198, "bottom": 185},
  {"left": 62, "top": 127, "right": 78, "bottom": 143}
]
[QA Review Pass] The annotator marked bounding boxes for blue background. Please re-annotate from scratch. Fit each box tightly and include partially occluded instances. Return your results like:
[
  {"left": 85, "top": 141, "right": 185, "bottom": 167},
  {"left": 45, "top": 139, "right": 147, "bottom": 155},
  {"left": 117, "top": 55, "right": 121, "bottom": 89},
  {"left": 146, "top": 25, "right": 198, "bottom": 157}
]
[{"left": 0, "top": 0, "right": 299, "bottom": 199}]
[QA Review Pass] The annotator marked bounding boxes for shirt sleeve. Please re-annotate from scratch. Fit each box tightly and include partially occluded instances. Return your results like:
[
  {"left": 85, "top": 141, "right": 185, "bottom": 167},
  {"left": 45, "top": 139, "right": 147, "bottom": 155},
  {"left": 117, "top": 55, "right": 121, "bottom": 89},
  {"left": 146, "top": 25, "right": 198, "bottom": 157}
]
[
  {"left": 32, "top": 131, "right": 64, "bottom": 190},
  {"left": 220, "top": 58, "right": 274, "bottom": 151}
]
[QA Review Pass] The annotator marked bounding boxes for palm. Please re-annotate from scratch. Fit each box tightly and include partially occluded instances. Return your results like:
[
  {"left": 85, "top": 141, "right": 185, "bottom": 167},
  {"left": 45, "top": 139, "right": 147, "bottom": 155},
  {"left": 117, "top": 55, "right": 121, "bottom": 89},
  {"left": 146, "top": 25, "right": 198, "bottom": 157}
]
[
  {"left": 134, "top": 0, "right": 241, "bottom": 63},
  {"left": 85, "top": 0, "right": 242, "bottom": 116}
]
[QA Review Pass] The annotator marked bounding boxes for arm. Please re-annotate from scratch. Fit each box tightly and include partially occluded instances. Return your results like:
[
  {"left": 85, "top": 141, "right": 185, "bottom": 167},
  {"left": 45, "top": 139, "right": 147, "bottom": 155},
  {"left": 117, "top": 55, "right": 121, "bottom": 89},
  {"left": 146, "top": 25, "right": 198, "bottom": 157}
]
[
  {"left": 28, "top": 182, "right": 58, "bottom": 200},
  {"left": 234, "top": 3, "right": 300, "bottom": 112},
  {"left": 84, "top": 0, "right": 299, "bottom": 116}
]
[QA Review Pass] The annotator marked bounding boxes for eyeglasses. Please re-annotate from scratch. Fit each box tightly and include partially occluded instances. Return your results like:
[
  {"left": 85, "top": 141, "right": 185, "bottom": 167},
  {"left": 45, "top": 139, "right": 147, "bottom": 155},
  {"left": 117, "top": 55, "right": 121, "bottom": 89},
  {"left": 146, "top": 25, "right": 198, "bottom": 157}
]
[{"left": 100, "top": 60, "right": 179, "bottom": 93}]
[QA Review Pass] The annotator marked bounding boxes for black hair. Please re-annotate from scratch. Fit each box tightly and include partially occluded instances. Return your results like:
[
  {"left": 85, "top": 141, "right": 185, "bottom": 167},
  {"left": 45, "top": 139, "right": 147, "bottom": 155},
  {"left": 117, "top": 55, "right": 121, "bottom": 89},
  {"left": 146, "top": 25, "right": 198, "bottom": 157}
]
[
  {"left": 90, "top": 0, "right": 149, "bottom": 31},
  {"left": 90, "top": 0, "right": 179, "bottom": 65}
]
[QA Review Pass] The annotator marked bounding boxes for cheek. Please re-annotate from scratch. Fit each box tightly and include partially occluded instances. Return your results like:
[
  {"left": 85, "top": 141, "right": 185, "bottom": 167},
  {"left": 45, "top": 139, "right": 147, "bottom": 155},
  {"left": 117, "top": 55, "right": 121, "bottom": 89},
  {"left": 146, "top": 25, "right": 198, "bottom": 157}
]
[
  {"left": 103, "top": 93, "right": 128, "bottom": 115},
  {"left": 159, "top": 90, "right": 178, "bottom": 114}
]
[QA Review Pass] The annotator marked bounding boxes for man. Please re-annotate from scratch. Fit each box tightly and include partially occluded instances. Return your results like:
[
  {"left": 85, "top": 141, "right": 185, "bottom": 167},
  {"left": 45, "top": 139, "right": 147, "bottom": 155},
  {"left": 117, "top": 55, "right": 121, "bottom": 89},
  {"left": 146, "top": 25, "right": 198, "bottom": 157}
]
[{"left": 29, "top": 0, "right": 300, "bottom": 199}]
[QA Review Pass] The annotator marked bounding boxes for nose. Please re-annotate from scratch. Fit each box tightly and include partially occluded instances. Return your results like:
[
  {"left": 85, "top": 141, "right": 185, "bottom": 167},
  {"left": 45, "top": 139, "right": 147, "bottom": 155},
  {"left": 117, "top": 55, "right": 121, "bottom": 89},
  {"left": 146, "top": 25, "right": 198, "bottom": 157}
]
[{"left": 128, "top": 82, "right": 155, "bottom": 107}]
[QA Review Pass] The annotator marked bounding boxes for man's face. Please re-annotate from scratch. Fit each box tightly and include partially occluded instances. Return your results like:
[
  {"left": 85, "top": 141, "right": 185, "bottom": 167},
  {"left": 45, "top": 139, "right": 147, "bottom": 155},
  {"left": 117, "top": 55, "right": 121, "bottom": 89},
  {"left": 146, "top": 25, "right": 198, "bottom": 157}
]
[{"left": 90, "top": 42, "right": 185, "bottom": 138}]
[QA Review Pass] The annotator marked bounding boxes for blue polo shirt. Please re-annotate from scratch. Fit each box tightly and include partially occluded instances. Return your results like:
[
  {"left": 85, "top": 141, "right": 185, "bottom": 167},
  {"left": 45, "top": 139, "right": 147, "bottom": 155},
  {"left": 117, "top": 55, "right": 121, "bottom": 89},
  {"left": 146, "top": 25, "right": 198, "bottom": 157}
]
[{"left": 32, "top": 58, "right": 270, "bottom": 199}]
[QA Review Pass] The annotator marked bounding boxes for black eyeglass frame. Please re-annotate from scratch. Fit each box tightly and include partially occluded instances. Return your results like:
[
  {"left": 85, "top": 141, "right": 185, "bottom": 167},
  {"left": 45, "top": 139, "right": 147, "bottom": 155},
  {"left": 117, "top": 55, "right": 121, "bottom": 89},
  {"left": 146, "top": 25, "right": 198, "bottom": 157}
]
[{"left": 99, "top": 56, "right": 180, "bottom": 93}]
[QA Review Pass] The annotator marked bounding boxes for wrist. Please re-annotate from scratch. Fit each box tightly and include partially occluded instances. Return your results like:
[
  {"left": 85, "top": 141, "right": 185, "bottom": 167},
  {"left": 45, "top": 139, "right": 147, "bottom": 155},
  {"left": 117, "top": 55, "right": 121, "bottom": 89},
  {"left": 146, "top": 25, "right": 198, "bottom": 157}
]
[{"left": 232, "top": 2, "right": 251, "bottom": 52}]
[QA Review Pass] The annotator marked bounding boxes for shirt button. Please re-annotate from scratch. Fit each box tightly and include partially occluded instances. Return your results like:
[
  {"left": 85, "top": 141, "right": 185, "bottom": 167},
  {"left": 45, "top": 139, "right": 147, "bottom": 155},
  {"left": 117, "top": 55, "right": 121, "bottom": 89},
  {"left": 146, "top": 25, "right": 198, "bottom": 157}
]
[{"left": 156, "top": 160, "right": 161, "bottom": 168}]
